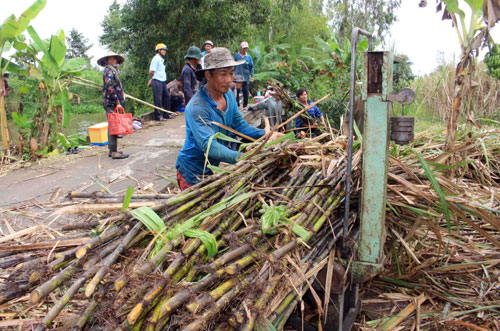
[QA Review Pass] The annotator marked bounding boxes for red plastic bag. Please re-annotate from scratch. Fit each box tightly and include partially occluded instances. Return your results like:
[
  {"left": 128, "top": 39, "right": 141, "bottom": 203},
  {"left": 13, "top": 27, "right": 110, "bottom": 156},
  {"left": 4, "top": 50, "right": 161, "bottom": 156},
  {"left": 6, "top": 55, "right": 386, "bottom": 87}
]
[{"left": 108, "top": 105, "right": 133, "bottom": 135}]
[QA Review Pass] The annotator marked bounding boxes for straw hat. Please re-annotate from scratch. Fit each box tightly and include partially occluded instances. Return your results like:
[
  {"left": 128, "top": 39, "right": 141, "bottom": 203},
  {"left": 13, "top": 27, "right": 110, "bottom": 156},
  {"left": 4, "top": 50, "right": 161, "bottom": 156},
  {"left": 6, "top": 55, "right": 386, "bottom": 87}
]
[
  {"left": 97, "top": 51, "right": 125, "bottom": 67},
  {"left": 195, "top": 47, "right": 246, "bottom": 80}
]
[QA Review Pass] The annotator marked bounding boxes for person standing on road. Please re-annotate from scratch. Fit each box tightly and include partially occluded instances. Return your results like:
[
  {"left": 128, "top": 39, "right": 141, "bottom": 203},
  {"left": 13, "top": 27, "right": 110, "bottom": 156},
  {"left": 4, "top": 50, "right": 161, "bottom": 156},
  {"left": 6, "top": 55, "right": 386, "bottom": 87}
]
[
  {"left": 148, "top": 43, "right": 172, "bottom": 121},
  {"left": 175, "top": 47, "right": 282, "bottom": 190},
  {"left": 234, "top": 41, "right": 254, "bottom": 110},
  {"left": 98, "top": 51, "right": 129, "bottom": 159},
  {"left": 200, "top": 41, "right": 213, "bottom": 87},
  {"left": 201, "top": 40, "right": 213, "bottom": 56},
  {"left": 181, "top": 46, "right": 203, "bottom": 106}
]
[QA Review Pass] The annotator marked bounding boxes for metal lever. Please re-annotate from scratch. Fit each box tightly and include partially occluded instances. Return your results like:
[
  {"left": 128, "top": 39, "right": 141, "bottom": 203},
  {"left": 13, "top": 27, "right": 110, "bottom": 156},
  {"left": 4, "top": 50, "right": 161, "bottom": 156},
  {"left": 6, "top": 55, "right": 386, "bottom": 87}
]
[{"left": 387, "top": 87, "right": 415, "bottom": 105}]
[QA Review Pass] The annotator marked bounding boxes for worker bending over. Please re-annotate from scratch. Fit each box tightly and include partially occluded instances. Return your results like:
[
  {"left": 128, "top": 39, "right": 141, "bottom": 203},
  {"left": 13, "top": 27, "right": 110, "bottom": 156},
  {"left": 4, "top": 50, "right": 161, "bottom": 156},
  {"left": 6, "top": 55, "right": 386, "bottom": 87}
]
[{"left": 175, "top": 47, "right": 281, "bottom": 190}]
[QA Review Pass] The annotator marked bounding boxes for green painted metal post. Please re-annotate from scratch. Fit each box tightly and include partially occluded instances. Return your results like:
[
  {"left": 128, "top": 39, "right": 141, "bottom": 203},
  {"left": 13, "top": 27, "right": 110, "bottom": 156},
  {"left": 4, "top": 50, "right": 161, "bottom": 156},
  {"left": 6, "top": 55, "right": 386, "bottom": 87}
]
[
  {"left": 358, "top": 95, "right": 389, "bottom": 264},
  {"left": 352, "top": 51, "right": 393, "bottom": 283}
]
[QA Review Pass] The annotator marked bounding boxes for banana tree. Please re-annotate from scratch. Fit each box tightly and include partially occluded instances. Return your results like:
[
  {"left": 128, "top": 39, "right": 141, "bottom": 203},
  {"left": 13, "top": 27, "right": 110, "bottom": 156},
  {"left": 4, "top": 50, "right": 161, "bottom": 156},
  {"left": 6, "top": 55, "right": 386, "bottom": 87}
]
[
  {"left": 12, "top": 27, "right": 86, "bottom": 154},
  {"left": 0, "top": 0, "right": 46, "bottom": 152},
  {"left": 435, "top": 0, "right": 499, "bottom": 152}
]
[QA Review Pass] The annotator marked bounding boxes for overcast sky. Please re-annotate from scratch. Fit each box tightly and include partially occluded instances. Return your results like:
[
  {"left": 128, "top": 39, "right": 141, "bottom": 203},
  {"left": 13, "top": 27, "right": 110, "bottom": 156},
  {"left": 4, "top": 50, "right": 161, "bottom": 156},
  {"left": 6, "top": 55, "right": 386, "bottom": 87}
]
[{"left": 1, "top": 0, "right": 499, "bottom": 75}]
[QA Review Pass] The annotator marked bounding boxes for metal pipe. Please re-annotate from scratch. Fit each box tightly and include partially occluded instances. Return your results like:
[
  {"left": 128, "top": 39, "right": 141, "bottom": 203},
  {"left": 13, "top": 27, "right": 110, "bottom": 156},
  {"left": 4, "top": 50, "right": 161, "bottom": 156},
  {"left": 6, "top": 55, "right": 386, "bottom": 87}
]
[{"left": 342, "top": 27, "right": 373, "bottom": 249}]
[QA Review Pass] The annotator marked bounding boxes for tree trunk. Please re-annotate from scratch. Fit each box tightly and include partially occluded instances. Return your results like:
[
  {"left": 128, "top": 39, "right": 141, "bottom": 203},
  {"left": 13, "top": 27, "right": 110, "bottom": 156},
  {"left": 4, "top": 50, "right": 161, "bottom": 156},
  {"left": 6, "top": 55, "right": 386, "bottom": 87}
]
[
  {"left": 0, "top": 79, "right": 11, "bottom": 151},
  {"left": 444, "top": 61, "right": 466, "bottom": 152}
]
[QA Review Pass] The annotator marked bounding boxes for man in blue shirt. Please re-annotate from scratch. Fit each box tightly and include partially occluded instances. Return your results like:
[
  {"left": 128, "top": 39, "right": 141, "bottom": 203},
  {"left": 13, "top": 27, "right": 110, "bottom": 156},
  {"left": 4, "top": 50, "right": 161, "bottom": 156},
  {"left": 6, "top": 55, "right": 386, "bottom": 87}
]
[
  {"left": 176, "top": 47, "right": 281, "bottom": 189},
  {"left": 234, "top": 41, "right": 254, "bottom": 109},
  {"left": 148, "top": 43, "right": 172, "bottom": 121}
]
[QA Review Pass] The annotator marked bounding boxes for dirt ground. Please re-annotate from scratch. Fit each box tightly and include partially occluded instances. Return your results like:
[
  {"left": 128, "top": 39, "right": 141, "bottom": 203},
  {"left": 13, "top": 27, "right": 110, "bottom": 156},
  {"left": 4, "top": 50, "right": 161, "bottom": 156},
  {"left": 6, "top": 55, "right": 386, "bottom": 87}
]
[{"left": 0, "top": 115, "right": 186, "bottom": 233}]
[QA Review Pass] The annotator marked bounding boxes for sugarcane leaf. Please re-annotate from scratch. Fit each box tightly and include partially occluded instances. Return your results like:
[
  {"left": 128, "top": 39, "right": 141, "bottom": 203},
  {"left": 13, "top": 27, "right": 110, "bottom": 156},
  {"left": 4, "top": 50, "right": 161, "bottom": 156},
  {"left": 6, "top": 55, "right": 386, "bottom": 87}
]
[
  {"left": 353, "top": 120, "right": 363, "bottom": 145},
  {"left": 166, "top": 191, "right": 258, "bottom": 241},
  {"left": 398, "top": 204, "right": 441, "bottom": 217},
  {"left": 130, "top": 206, "right": 166, "bottom": 234},
  {"left": 261, "top": 205, "right": 287, "bottom": 235},
  {"left": 207, "top": 164, "right": 241, "bottom": 175},
  {"left": 122, "top": 186, "right": 134, "bottom": 211},
  {"left": 479, "top": 138, "right": 490, "bottom": 173},
  {"left": 89, "top": 175, "right": 113, "bottom": 194},
  {"left": 427, "top": 159, "right": 474, "bottom": 171},
  {"left": 184, "top": 228, "right": 218, "bottom": 258},
  {"left": 413, "top": 150, "right": 451, "bottom": 231},
  {"left": 386, "top": 201, "right": 399, "bottom": 216},
  {"left": 263, "top": 132, "right": 295, "bottom": 149},
  {"left": 257, "top": 319, "right": 277, "bottom": 331}
]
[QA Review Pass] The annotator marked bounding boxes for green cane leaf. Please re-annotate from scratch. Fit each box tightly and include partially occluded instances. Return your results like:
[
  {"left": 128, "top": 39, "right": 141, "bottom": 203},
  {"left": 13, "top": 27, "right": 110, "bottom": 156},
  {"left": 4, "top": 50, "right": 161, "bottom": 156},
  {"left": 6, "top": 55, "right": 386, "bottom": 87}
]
[
  {"left": 414, "top": 149, "right": 451, "bottom": 231},
  {"left": 184, "top": 228, "right": 218, "bottom": 258},
  {"left": 122, "top": 186, "right": 134, "bottom": 211}
]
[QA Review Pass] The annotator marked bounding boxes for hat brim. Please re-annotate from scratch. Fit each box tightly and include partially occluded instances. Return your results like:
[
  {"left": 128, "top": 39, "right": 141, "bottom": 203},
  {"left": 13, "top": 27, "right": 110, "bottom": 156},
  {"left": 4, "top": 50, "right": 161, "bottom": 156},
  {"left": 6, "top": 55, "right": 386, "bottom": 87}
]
[
  {"left": 184, "top": 54, "right": 202, "bottom": 60},
  {"left": 97, "top": 54, "right": 125, "bottom": 67},
  {"left": 195, "top": 59, "right": 246, "bottom": 80}
]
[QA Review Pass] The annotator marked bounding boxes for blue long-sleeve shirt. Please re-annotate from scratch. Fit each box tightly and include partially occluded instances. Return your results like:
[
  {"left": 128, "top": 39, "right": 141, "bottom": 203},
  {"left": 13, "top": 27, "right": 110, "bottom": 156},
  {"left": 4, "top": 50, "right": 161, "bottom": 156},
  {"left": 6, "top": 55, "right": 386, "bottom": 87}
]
[
  {"left": 234, "top": 52, "right": 254, "bottom": 84},
  {"left": 176, "top": 86, "right": 265, "bottom": 185},
  {"left": 296, "top": 100, "right": 323, "bottom": 129}
]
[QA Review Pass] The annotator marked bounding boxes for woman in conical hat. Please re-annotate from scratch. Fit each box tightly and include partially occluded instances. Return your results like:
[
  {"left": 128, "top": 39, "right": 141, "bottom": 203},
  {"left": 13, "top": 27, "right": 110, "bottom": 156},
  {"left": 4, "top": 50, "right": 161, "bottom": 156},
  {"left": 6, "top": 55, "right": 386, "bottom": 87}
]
[{"left": 98, "top": 51, "right": 129, "bottom": 159}]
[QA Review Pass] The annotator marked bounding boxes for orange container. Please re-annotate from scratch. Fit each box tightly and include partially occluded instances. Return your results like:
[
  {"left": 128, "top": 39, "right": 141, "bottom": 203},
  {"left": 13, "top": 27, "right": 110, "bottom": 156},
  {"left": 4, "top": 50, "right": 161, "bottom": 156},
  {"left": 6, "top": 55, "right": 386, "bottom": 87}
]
[{"left": 88, "top": 122, "right": 108, "bottom": 145}]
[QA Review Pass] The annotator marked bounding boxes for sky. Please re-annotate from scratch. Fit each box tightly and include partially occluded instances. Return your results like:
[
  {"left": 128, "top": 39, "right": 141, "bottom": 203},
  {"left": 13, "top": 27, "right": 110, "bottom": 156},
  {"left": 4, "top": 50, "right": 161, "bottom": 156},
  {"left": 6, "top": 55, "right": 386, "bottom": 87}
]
[{"left": 1, "top": 0, "right": 499, "bottom": 75}]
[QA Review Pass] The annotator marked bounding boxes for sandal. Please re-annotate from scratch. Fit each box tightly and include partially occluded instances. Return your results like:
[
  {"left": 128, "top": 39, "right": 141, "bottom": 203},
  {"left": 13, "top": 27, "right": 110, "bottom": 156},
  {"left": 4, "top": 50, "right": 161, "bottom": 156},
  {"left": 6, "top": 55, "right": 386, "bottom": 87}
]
[
  {"left": 111, "top": 152, "right": 129, "bottom": 159},
  {"left": 108, "top": 151, "right": 123, "bottom": 157}
]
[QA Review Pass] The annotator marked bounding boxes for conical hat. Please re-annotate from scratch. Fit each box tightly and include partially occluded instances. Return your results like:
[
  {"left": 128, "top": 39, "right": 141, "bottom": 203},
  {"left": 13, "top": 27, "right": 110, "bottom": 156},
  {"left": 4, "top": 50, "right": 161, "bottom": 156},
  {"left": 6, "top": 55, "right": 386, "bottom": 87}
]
[{"left": 97, "top": 51, "right": 125, "bottom": 67}]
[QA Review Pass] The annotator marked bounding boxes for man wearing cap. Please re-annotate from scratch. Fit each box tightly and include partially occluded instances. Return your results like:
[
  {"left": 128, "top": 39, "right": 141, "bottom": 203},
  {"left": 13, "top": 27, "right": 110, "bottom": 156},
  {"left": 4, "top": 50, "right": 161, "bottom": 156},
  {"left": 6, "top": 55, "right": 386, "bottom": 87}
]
[
  {"left": 234, "top": 41, "right": 254, "bottom": 109},
  {"left": 98, "top": 51, "right": 128, "bottom": 159},
  {"left": 148, "top": 43, "right": 171, "bottom": 121},
  {"left": 175, "top": 47, "right": 282, "bottom": 190},
  {"left": 201, "top": 40, "right": 213, "bottom": 56},
  {"left": 181, "top": 46, "right": 203, "bottom": 105}
]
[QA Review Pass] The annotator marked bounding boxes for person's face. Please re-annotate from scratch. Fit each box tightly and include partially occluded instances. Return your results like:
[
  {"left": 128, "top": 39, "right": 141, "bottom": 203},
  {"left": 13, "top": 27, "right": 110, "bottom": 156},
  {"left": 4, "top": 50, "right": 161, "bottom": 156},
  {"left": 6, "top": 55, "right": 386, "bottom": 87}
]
[
  {"left": 107, "top": 56, "right": 118, "bottom": 66},
  {"left": 298, "top": 91, "right": 308, "bottom": 103},
  {"left": 205, "top": 44, "right": 212, "bottom": 53},
  {"left": 206, "top": 67, "right": 235, "bottom": 94},
  {"left": 235, "top": 82, "right": 243, "bottom": 89},
  {"left": 159, "top": 49, "right": 167, "bottom": 57},
  {"left": 177, "top": 80, "right": 183, "bottom": 88}
]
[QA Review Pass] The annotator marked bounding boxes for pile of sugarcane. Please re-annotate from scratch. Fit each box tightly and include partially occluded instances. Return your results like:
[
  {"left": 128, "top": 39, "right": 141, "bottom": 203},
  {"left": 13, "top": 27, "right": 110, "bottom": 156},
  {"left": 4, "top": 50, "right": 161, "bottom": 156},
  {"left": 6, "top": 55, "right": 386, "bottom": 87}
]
[{"left": 0, "top": 132, "right": 360, "bottom": 330}]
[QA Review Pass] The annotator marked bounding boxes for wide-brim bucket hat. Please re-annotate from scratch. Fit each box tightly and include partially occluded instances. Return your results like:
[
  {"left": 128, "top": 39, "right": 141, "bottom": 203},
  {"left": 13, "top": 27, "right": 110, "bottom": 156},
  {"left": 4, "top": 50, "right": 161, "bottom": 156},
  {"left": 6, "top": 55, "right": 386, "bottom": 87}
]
[
  {"left": 184, "top": 46, "right": 203, "bottom": 60},
  {"left": 97, "top": 51, "right": 125, "bottom": 67},
  {"left": 195, "top": 47, "right": 245, "bottom": 80}
]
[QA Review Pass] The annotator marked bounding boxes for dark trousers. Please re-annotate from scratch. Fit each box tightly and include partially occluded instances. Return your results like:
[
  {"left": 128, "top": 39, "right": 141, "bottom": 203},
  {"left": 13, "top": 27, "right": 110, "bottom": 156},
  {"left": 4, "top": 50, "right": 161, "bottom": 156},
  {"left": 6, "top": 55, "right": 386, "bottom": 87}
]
[
  {"left": 171, "top": 96, "right": 184, "bottom": 112},
  {"left": 151, "top": 79, "right": 170, "bottom": 120},
  {"left": 237, "top": 81, "right": 249, "bottom": 107},
  {"left": 105, "top": 106, "right": 118, "bottom": 153}
]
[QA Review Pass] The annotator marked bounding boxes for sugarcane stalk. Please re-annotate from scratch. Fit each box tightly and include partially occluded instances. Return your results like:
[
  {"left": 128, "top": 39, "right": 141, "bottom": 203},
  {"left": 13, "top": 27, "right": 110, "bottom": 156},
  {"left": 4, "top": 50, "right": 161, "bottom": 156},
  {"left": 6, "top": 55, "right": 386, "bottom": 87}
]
[
  {"left": 203, "top": 243, "right": 252, "bottom": 271},
  {"left": 270, "top": 240, "right": 298, "bottom": 262},
  {"left": 76, "top": 225, "right": 124, "bottom": 259},
  {"left": 242, "top": 275, "right": 281, "bottom": 331},
  {"left": 85, "top": 222, "right": 142, "bottom": 297},
  {"left": 181, "top": 272, "right": 254, "bottom": 331},
  {"left": 73, "top": 299, "right": 98, "bottom": 330},
  {"left": 114, "top": 236, "right": 183, "bottom": 291},
  {"left": 31, "top": 261, "right": 77, "bottom": 303},
  {"left": 126, "top": 253, "right": 186, "bottom": 325},
  {"left": 145, "top": 243, "right": 215, "bottom": 328},
  {"left": 225, "top": 250, "right": 263, "bottom": 275},
  {"left": 69, "top": 191, "right": 173, "bottom": 200}
]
